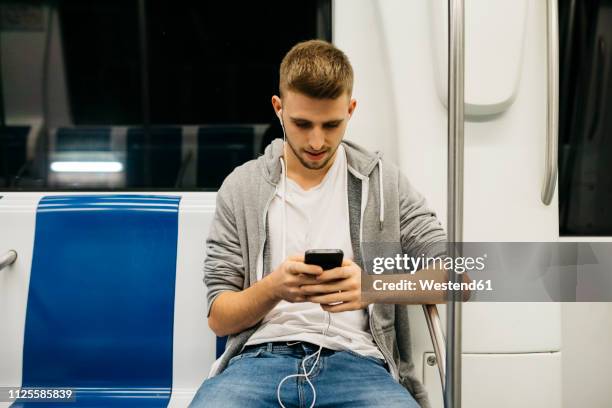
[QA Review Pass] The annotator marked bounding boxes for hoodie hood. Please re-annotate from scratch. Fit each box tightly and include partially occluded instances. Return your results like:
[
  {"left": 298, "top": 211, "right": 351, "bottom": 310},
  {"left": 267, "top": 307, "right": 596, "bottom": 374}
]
[{"left": 259, "top": 138, "right": 383, "bottom": 185}]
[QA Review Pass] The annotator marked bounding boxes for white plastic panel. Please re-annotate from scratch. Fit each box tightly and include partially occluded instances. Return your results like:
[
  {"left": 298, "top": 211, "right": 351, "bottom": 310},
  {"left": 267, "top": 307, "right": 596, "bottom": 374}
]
[
  {"left": 0, "top": 194, "right": 38, "bottom": 406},
  {"left": 365, "top": 0, "right": 558, "bottom": 241},
  {"left": 168, "top": 193, "right": 218, "bottom": 407},
  {"left": 410, "top": 302, "right": 561, "bottom": 356},
  {"left": 430, "top": 0, "right": 529, "bottom": 116},
  {"left": 423, "top": 352, "right": 562, "bottom": 408},
  {"left": 332, "top": 0, "right": 399, "bottom": 164},
  {"left": 561, "top": 303, "right": 612, "bottom": 408}
]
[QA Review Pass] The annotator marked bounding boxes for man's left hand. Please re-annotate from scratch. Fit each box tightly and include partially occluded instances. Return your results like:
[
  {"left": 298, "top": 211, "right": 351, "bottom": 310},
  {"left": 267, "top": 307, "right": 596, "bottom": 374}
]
[{"left": 301, "top": 259, "right": 368, "bottom": 312}]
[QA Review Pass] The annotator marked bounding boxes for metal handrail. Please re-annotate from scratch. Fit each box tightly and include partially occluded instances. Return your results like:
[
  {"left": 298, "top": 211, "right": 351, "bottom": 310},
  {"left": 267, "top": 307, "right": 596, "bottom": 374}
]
[
  {"left": 542, "top": 0, "right": 559, "bottom": 205},
  {"left": 0, "top": 250, "right": 17, "bottom": 271},
  {"left": 447, "top": 0, "right": 465, "bottom": 407},
  {"left": 423, "top": 304, "right": 446, "bottom": 389}
]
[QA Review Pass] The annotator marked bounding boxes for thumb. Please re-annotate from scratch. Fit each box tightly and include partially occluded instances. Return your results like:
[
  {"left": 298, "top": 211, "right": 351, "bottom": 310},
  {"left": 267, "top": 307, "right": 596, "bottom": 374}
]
[{"left": 341, "top": 258, "right": 354, "bottom": 267}]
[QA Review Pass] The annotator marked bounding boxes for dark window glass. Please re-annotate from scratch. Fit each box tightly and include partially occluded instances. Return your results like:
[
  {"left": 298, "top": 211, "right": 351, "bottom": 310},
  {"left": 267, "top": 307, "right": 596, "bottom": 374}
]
[
  {"left": 0, "top": 0, "right": 331, "bottom": 191},
  {"left": 558, "top": 0, "right": 612, "bottom": 235},
  {"left": 59, "top": 1, "right": 142, "bottom": 125}
]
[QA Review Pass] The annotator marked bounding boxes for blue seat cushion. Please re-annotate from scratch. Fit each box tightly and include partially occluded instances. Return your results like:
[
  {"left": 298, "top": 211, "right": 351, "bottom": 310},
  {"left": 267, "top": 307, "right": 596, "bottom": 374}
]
[{"left": 14, "top": 195, "right": 181, "bottom": 407}]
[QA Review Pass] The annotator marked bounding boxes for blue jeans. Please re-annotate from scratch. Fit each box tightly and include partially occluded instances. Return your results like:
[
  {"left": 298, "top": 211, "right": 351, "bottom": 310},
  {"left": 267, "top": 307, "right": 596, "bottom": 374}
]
[{"left": 189, "top": 341, "right": 420, "bottom": 408}]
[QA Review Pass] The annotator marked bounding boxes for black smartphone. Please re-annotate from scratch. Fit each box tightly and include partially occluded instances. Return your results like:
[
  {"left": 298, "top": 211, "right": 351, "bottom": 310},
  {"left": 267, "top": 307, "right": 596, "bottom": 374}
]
[{"left": 304, "top": 249, "right": 344, "bottom": 270}]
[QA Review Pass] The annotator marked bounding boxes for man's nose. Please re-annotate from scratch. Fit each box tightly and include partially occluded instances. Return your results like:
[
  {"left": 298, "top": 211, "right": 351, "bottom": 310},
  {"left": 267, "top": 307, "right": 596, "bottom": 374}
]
[{"left": 308, "top": 128, "right": 325, "bottom": 151}]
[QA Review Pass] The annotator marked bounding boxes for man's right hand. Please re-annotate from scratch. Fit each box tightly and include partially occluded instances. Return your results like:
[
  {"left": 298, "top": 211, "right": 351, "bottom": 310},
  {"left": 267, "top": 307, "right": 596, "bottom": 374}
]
[
  {"left": 208, "top": 255, "right": 323, "bottom": 337},
  {"left": 265, "top": 255, "right": 324, "bottom": 303}
]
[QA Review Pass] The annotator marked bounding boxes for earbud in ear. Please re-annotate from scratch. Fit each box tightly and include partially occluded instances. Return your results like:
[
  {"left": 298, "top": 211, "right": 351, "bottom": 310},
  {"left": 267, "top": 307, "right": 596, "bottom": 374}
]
[{"left": 276, "top": 109, "right": 285, "bottom": 130}]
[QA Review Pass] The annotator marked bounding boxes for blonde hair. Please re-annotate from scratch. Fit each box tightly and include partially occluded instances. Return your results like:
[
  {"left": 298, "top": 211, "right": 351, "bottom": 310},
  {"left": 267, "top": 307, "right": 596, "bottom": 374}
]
[{"left": 279, "top": 39, "right": 353, "bottom": 99}]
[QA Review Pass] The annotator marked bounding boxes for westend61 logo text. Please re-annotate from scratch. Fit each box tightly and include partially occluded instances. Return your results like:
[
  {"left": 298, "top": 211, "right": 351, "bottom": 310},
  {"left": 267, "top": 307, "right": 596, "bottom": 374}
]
[{"left": 371, "top": 254, "right": 487, "bottom": 274}]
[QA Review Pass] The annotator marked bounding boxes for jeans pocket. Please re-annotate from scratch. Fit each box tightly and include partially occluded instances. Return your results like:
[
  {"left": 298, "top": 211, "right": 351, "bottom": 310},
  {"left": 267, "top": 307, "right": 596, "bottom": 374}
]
[
  {"left": 345, "top": 349, "right": 387, "bottom": 368},
  {"left": 228, "top": 347, "right": 264, "bottom": 366}
]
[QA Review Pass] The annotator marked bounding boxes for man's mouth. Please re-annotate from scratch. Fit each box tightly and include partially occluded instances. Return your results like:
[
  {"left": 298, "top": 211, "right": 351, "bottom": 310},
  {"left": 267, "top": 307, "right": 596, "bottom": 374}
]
[{"left": 304, "top": 150, "right": 327, "bottom": 161}]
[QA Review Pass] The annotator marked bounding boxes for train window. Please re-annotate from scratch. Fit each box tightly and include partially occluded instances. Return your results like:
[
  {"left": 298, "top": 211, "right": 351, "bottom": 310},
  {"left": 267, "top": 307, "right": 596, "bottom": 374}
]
[
  {"left": 0, "top": 1, "right": 332, "bottom": 191},
  {"left": 558, "top": 0, "right": 612, "bottom": 235}
]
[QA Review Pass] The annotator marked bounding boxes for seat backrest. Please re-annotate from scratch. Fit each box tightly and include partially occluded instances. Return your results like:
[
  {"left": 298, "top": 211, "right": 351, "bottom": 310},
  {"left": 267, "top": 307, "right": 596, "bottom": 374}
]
[{"left": 22, "top": 195, "right": 180, "bottom": 405}]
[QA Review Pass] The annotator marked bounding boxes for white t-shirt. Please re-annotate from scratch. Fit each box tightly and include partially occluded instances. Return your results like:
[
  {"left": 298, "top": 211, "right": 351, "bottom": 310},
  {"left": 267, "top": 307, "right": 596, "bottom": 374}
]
[{"left": 245, "top": 144, "right": 384, "bottom": 359}]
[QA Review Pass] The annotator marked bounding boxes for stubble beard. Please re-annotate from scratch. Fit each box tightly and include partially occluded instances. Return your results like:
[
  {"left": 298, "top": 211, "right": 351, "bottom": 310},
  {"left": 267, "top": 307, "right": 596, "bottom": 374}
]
[{"left": 285, "top": 138, "right": 339, "bottom": 170}]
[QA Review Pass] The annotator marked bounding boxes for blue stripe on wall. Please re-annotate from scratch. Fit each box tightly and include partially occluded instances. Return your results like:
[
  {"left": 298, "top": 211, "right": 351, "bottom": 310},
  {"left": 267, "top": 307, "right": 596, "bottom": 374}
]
[{"left": 14, "top": 195, "right": 181, "bottom": 407}]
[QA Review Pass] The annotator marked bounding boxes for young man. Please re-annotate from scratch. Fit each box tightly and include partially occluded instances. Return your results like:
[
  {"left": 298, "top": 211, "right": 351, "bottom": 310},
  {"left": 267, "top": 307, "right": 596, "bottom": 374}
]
[{"left": 190, "top": 40, "right": 447, "bottom": 408}]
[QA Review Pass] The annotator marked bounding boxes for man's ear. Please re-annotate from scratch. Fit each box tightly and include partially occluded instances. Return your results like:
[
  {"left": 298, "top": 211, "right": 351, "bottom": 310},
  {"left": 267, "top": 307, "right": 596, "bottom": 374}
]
[
  {"left": 348, "top": 98, "right": 357, "bottom": 118},
  {"left": 271, "top": 95, "right": 282, "bottom": 116}
]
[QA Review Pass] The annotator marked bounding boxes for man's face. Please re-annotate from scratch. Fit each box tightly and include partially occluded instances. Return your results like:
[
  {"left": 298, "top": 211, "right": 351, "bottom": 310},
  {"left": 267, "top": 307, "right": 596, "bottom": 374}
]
[{"left": 273, "top": 91, "right": 356, "bottom": 171}]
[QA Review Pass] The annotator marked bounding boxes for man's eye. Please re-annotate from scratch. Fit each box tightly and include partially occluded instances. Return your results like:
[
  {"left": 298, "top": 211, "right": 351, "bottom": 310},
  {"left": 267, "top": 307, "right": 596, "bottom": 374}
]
[
  {"left": 324, "top": 123, "right": 340, "bottom": 129},
  {"left": 295, "top": 123, "right": 311, "bottom": 129}
]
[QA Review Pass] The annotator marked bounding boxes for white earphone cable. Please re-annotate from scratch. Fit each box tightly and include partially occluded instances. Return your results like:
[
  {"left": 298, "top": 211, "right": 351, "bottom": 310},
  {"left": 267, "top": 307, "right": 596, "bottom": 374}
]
[
  {"left": 276, "top": 107, "right": 333, "bottom": 408},
  {"left": 277, "top": 310, "right": 331, "bottom": 408}
]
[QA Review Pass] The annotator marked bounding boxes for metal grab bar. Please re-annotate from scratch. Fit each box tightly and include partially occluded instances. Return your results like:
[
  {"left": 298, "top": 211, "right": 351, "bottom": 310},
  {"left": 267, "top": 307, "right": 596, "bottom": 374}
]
[
  {"left": 0, "top": 250, "right": 17, "bottom": 271},
  {"left": 447, "top": 0, "right": 464, "bottom": 406},
  {"left": 542, "top": 0, "right": 559, "bottom": 205},
  {"left": 423, "top": 304, "right": 446, "bottom": 389}
]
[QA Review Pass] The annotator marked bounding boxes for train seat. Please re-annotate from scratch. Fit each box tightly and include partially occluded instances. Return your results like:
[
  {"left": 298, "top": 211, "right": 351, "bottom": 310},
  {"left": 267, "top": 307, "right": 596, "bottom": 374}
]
[
  {"left": 1, "top": 193, "right": 218, "bottom": 407},
  {"left": 13, "top": 195, "right": 181, "bottom": 407}
]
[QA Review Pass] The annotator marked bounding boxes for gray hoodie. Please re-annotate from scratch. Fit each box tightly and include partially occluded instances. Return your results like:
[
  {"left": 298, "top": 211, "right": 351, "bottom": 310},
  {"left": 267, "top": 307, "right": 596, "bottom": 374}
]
[{"left": 204, "top": 138, "right": 446, "bottom": 408}]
